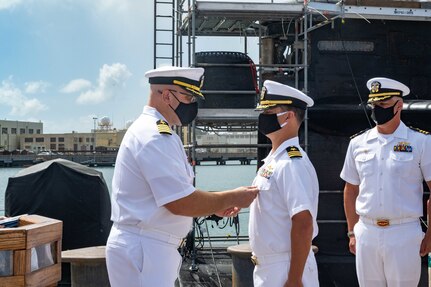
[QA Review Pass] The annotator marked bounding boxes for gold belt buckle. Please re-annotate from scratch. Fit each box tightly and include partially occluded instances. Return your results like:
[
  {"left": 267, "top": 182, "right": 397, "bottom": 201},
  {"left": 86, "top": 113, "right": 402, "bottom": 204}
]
[
  {"left": 251, "top": 255, "right": 259, "bottom": 266},
  {"left": 376, "top": 219, "right": 390, "bottom": 227}
]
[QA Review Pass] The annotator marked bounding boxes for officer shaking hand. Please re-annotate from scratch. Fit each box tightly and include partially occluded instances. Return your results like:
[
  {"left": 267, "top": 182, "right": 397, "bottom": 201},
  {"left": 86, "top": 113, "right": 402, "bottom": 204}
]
[{"left": 105, "top": 66, "right": 259, "bottom": 287}]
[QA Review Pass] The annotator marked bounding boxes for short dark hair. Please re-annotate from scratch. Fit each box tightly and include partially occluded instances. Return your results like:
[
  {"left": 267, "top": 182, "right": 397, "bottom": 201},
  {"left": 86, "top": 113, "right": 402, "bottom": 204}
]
[{"left": 279, "top": 105, "right": 305, "bottom": 123}]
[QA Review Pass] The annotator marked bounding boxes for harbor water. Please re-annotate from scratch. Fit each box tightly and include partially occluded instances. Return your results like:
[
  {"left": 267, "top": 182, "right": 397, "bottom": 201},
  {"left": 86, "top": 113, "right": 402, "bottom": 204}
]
[{"left": 0, "top": 163, "right": 257, "bottom": 239}]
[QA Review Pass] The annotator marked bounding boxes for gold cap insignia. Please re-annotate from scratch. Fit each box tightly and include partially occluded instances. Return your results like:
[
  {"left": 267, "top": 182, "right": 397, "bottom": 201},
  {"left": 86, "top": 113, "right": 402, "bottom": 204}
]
[
  {"left": 370, "top": 81, "right": 381, "bottom": 93},
  {"left": 260, "top": 86, "right": 267, "bottom": 101},
  {"left": 199, "top": 75, "right": 205, "bottom": 89}
]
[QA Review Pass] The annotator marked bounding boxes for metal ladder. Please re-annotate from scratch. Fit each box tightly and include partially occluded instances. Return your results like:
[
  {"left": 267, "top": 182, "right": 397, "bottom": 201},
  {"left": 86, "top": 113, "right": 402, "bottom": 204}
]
[{"left": 153, "top": 0, "right": 175, "bottom": 68}]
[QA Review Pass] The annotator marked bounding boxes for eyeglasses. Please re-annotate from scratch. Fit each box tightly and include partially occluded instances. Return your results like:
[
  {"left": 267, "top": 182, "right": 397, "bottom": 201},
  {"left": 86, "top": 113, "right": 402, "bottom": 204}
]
[{"left": 158, "top": 89, "right": 197, "bottom": 103}]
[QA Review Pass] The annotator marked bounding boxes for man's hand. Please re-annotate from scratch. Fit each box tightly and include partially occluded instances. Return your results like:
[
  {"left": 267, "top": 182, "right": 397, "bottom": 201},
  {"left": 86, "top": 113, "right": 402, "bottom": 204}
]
[
  {"left": 215, "top": 207, "right": 240, "bottom": 217},
  {"left": 349, "top": 236, "right": 356, "bottom": 255},
  {"left": 421, "top": 198, "right": 431, "bottom": 256},
  {"left": 215, "top": 185, "right": 259, "bottom": 217},
  {"left": 231, "top": 186, "right": 259, "bottom": 208},
  {"left": 420, "top": 231, "right": 431, "bottom": 256}
]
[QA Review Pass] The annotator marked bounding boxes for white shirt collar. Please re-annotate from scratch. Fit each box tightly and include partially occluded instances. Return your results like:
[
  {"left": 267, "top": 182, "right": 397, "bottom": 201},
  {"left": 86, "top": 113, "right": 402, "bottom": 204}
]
[
  {"left": 366, "top": 121, "right": 408, "bottom": 142},
  {"left": 143, "top": 105, "right": 169, "bottom": 123}
]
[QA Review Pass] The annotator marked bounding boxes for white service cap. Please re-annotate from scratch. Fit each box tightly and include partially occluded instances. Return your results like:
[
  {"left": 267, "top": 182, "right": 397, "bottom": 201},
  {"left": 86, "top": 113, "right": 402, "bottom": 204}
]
[
  {"left": 366, "top": 77, "right": 410, "bottom": 103},
  {"left": 145, "top": 66, "right": 205, "bottom": 98},
  {"left": 256, "top": 80, "right": 314, "bottom": 110}
]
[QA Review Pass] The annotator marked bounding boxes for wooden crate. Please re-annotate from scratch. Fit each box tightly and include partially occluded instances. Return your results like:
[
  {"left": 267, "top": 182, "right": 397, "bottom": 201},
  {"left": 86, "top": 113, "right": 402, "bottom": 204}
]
[{"left": 0, "top": 215, "right": 62, "bottom": 287}]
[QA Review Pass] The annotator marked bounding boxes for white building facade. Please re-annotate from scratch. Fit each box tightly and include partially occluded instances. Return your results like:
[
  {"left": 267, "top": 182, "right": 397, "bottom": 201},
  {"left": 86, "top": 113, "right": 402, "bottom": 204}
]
[{"left": 0, "top": 120, "right": 43, "bottom": 151}]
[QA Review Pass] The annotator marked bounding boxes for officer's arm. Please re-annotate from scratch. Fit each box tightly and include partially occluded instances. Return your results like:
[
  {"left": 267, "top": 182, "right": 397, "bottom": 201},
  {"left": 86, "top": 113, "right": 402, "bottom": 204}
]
[
  {"left": 286, "top": 210, "right": 313, "bottom": 286},
  {"left": 164, "top": 187, "right": 258, "bottom": 217},
  {"left": 344, "top": 182, "right": 359, "bottom": 236}
]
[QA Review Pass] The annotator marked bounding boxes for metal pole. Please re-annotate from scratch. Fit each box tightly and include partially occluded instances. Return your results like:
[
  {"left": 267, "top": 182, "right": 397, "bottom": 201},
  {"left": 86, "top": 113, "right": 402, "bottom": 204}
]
[
  {"left": 295, "top": 19, "right": 299, "bottom": 89},
  {"left": 190, "top": 120, "right": 199, "bottom": 272},
  {"left": 191, "top": 0, "right": 196, "bottom": 66},
  {"left": 187, "top": 0, "right": 191, "bottom": 67},
  {"left": 176, "top": 0, "right": 180, "bottom": 66},
  {"left": 303, "top": 7, "right": 309, "bottom": 154},
  {"left": 258, "top": 25, "right": 262, "bottom": 89},
  {"left": 244, "top": 28, "right": 248, "bottom": 55},
  {"left": 171, "top": 0, "right": 175, "bottom": 66},
  {"left": 428, "top": 199, "right": 431, "bottom": 287},
  {"left": 189, "top": 0, "right": 198, "bottom": 266},
  {"left": 93, "top": 117, "right": 97, "bottom": 163},
  {"left": 154, "top": 0, "right": 157, "bottom": 68}
]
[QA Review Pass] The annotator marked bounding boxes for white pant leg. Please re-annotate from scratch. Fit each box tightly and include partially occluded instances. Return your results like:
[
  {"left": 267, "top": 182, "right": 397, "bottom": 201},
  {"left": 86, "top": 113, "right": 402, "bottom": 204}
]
[
  {"left": 354, "top": 221, "right": 386, "bottom": 287},
  {"left": 106, "top": 226, "right": 144, "bottom": 287},
  {"left": 106, "top": 225, "right": 182, "bottom": 287},
  {"left": 354, "top": 220, "right": 423, "bottom": 287},
  {"left": 253, "top": 250, "right": 319, "bottom": 287},
  {"left": 254, "top": 260, "right": 289, "bottom": 287},
  {"left": 383, "top": 221, "right": 422, "bottom": 287}
]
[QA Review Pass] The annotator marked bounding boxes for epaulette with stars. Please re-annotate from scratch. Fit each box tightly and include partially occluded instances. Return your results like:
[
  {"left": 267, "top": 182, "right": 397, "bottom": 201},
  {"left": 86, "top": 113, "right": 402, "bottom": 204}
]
[
  {"left": 286, "top": 146, "right": 302, "bottom": 159},
  {"left": 409, "top": 126, "right": 430, "bottom": 135},
  {"left": 156, "top": 119, "right": 171, "bottom": 135},
  {"left": 350, "top": 129, "right": 369, "bottom": 139}
]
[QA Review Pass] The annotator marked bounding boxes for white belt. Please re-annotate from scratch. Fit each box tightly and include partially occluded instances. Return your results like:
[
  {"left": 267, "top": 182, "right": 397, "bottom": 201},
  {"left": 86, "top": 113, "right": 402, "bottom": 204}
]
[
  {"left": 360, "top": 216, "right": 418, "bottom": 227},
  {"left": 251, "top": 252, "right": 291, "bottom": 266},
  {"left": 114, "top": 223, "right": 182, "bottom": 246}
]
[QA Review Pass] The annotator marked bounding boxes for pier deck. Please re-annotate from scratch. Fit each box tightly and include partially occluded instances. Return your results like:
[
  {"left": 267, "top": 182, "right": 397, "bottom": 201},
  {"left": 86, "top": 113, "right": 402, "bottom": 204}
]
[{"left": 178, "top": 248, "right": 233, "bottom": 287}]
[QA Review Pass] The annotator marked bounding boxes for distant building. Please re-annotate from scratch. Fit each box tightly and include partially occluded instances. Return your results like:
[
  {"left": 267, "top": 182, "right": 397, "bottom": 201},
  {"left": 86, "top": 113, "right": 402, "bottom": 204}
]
[
  {"left": 0, "top": 120, "right": 43, "bottom": 151},
  {"left": 20, "top": 129, "right": 127, "bottom": 153},
  {"left": 195, "top": 130, "right": 257, "bottom": 153}
]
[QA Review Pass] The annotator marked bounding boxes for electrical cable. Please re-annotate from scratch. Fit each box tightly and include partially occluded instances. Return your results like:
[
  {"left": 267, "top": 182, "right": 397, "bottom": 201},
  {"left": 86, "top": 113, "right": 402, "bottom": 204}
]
[
  {"left": 337, "top": 28, "right": 373, "bottom": 129},
  {"left": 204, "top": 219, "right": 223, "bottom": 287}
]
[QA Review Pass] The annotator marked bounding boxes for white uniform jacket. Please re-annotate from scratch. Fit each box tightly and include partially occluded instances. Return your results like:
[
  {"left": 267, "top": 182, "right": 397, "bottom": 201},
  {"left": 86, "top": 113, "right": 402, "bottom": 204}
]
[
  {"left": 110, "top": 105, "right": 195, "bottom": 238},
  {"left": 249, "top": 137, "right": 319, "bottom": 257},
  {"left": 340, "top": 122, "right": 431, "bottom": 219}
]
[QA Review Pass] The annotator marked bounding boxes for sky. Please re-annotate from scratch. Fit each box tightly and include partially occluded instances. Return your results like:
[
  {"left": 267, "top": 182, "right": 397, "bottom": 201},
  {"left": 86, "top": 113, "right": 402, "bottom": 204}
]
[{"left": 0, "top": 0, "right": 261, "bottom": 133}]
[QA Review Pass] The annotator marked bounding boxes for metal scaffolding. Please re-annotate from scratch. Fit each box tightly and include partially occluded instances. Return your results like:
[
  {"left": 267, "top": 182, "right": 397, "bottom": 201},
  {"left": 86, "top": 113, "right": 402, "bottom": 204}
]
[
  {"left": 152, "top": 1, "right": 431, "bottom": 283},
  {"left": 153, "top": 0, "right": 176, "bottom": 68}
]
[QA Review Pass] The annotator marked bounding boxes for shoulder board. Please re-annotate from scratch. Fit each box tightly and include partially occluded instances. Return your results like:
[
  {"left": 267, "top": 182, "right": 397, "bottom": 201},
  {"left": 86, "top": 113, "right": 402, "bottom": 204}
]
[
  {"left": 156, "top": 119, "right": 171, "bottom": 135},
  {"left": 286, "top": 146, "right": 302, "bottom": 159},
  {"left": 350, "top": 129, "right": 369, "bottom": 139},
  {"left": 409, "top": 126, "right": 430, "bottom": 135}
]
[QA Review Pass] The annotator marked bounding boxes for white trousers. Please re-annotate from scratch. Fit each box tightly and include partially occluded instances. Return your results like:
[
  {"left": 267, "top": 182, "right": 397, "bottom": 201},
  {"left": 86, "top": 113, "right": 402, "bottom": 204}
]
[
  {"left": 354, "top": 219, "right": 423, "bottom": 287},
  {"left": 253, "top": 249, "right": 319, "bottom": 287},
  {"left": 106, "top": 225, "right": 182, "bottom": 287}
]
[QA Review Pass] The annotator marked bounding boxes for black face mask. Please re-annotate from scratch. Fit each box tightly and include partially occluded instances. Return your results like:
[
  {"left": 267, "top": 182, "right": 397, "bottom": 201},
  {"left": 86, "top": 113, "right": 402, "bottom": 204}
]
[
  {"left": 371, "top": 100, "right": 399, "bottom": 125},
  {"left": 258, "top": 112, "right": 287, "bottom": 135},
  {"left": 169, "top": 92, "right": 198, "bottom": 125}
]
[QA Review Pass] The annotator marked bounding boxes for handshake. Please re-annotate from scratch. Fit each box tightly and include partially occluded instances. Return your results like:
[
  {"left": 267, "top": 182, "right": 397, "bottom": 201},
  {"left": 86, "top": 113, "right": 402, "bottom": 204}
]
[
  {"left": 165, "top": 185, "right": 259, "bottom": 218},
  {"left": 215, "top": 186, "right": 259, "bottom": 218}
]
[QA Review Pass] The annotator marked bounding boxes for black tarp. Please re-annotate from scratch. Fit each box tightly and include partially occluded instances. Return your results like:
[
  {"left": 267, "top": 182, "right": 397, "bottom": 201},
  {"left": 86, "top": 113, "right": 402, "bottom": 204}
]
[{"left": 5, "top": 158, "right": 112, "bottom": 251}]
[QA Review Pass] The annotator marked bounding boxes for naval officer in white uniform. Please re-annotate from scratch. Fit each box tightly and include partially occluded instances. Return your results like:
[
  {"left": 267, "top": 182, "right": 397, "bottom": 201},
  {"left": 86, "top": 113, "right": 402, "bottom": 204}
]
[
  {"left": 341, "top": 77, "right": 431, "bottom": 287},
  {"left": 105, "top": 66, "right": 259, "bottom": 287},
  {"left": 249, "top": 80, "right": 319, "bottom": 287}
]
